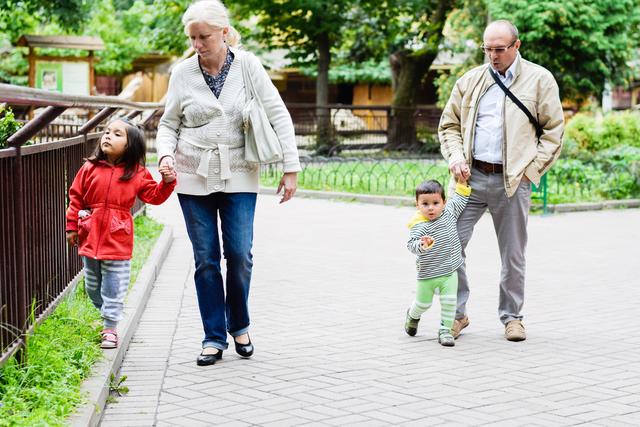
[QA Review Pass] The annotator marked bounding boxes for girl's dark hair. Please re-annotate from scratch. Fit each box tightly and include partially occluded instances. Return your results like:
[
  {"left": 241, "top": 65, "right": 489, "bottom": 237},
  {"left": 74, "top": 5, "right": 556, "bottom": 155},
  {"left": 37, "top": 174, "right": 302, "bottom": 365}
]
[
  {"left": 88, "top": 117, "right": 146, "bottom": 181},
  {"left": 415, "top": 179, "right": 446, "bottom": 201}
]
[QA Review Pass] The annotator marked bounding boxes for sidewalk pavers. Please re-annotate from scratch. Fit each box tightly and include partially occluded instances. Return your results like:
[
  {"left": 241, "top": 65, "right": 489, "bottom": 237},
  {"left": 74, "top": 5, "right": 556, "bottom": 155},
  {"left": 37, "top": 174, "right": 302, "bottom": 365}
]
[{"left": 101, "top": 192, "right": 640, "bottom": 426}]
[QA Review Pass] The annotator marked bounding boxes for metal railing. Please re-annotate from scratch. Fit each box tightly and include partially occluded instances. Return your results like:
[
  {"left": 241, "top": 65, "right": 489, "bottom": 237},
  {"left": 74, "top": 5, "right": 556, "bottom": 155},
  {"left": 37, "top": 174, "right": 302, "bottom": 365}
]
[
  {"left": 0, "top": 83, "right": 163, "bottom": 365},
  {"left": 260, "top": 157, "right": 562, "bottom": 211},
  {"left": 286, "top": 104, "right": 442, "bottom": 153}
]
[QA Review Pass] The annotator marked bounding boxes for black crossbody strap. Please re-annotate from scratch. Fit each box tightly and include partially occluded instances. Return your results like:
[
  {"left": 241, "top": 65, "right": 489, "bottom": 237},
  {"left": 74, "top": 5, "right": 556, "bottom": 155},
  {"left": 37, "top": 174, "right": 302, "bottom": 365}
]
[{"left": 489, "top": 69, "right": 543, "bottom": 138}]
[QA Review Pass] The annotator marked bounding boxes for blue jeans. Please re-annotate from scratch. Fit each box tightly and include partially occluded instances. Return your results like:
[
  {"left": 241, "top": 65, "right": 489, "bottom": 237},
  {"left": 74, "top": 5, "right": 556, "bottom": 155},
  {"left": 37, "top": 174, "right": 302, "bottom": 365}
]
[{"left": 178, "top": 192, "right": 257, "bottom": 350}]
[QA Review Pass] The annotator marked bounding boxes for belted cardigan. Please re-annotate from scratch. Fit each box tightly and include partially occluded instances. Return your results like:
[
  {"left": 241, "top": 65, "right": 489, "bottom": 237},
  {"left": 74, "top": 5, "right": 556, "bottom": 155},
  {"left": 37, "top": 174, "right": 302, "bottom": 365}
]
[{"left": 156, "top": 47, "right": 301, "bottom": 195}]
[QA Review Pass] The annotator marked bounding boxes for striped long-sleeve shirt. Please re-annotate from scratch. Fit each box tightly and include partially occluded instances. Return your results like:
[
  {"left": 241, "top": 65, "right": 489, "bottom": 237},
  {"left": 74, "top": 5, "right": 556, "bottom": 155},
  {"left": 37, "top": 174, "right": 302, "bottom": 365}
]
[{"left": 407, "top": 183, "right": 471, "bottom": 280}]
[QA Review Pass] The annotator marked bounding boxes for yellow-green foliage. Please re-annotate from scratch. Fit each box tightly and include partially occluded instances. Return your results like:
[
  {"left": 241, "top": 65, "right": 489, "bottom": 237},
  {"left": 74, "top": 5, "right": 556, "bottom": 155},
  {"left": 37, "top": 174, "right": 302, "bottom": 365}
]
[{"left": 565, "top": 111, "right": 640, "bottom": 152}]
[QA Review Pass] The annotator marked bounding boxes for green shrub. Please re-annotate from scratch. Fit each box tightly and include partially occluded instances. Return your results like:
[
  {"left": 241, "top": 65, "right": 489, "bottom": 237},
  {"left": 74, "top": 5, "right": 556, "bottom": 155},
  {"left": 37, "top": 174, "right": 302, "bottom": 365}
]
[
  {"left": 600, "top": 112, "right": 640, "bottom": 149},
  {"left": 0, "top": 106, "right": 22, "bottom": 149},
  {"left": 564, "top": 111, "right": 640, "bottom": 154},
  {"left": 564, "top": 113, "right": 599, "bottom": 152}
]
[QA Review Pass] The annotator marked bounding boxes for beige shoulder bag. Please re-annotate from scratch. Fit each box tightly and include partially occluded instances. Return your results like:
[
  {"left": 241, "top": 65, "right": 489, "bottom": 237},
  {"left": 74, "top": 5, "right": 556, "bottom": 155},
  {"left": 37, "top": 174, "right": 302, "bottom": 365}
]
[{"left": 240, "top": 52, "right": 284, "bottom": 164}]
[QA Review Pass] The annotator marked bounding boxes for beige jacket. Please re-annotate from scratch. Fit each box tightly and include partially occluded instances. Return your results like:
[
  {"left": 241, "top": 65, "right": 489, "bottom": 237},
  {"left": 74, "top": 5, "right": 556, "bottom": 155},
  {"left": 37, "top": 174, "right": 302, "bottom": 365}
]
[{"left": 438, "top": 57, "right": 564, "bottom": 197}]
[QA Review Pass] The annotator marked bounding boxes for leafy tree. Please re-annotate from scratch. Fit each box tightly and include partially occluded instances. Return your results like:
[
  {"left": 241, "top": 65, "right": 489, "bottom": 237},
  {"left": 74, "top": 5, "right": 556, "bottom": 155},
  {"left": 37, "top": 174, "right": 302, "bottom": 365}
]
[
  {"left": 0, "top": 1, "right": 88, "bottom": 85},
  {"left": 435, "top": 0, "right": 640, "bottom": 107},
  {"left": 88, "top": 0, "right": 190, "bottom": 75},
  {"left": 352, "top": 0, "right": 454, "bottom": 149},
  {"left": 233, "top": 0, "right": 355, "bottom": 154},
  {"left": 0, "top": 0, "right": 92, "bottom": 35},
  {"left": 433, "top": 0, "right": 486, "bottom": 108},
  {"left": 87, "top": 0, "right": 147, "bottom": 75},
  {"left": 487, "top": 0, "right": 640, "bottom": 106},
  {"left": 138, "top": 0, "right": 191, "bottom": 56},
  {"left": 0, "top": 0, "right": 190, "bottom": 82}
]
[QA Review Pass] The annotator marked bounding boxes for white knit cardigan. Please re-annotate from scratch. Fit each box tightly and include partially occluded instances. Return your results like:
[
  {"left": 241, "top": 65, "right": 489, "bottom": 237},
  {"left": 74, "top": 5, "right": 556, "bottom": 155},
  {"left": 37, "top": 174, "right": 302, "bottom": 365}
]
[{"left": 156, "top": 47, "right": 301, "bottom": 195}]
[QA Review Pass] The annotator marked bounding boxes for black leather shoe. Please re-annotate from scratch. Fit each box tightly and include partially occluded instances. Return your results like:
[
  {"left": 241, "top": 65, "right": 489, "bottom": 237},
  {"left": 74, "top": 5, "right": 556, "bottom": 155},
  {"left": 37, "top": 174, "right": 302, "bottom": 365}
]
[
  {"left": 234, "top": 336, "right": 254, "bottom": 358},
  {"left": 196, "top": 349, "right": 223, "bottom": 366}
]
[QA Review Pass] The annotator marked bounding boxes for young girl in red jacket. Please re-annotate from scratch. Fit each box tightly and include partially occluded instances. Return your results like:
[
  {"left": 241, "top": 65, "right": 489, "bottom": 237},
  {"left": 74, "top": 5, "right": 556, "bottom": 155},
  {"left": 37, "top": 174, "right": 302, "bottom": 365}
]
[{"left": 66, "top": 118, "right": 176, "bottom": 349}]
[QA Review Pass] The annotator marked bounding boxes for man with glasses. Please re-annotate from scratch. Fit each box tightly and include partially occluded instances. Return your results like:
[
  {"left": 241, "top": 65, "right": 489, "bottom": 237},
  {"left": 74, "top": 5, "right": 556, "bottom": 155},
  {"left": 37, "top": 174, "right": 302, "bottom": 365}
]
[{"left": 438, "top": 20, "right": 564, "bottom": 341}]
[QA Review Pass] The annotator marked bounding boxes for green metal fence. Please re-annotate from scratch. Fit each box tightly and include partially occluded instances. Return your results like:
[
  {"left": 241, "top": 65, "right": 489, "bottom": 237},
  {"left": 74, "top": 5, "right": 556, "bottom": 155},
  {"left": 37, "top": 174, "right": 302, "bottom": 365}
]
[{"left": 262, "top": 157, "right": 639, "bottom": 211}]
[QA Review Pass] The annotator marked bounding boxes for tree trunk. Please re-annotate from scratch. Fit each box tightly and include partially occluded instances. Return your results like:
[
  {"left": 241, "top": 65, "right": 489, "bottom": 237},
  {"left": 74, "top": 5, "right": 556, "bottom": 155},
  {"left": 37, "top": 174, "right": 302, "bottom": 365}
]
[
  {"left": 315, "top": 31, "right": 335, "bottom": 155},
  {"left": 386, "top": 51, "right": 435, "bottom": 150},
  {"left": 385, "top": 0, "right": 453, "bottom": 152}
]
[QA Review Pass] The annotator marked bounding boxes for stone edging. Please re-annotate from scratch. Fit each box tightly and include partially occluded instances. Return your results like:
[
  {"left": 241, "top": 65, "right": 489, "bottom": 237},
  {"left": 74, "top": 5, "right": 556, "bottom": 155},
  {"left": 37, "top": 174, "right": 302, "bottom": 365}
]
[
  {"left": 260, "top": 187, "right": 640, "bottom": 213},
  {"left": 69, "top": 225, "right": 173, "bottom": 427}
]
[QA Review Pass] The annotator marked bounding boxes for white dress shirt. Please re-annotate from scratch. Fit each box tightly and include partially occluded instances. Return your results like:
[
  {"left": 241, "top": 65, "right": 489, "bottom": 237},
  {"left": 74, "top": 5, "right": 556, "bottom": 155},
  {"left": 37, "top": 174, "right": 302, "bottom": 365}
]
[{"left": 473, "top": 54, "right": 520, "bottom": 164}]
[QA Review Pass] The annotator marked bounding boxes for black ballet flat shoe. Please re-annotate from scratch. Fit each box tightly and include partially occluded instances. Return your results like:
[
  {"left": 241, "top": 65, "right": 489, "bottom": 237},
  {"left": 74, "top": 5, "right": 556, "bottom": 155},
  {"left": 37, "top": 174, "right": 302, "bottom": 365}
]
[
  {"left": 234, "top": 336, "right": 254, "bottom": 358},
  {"left": 196, "top": 349, "right": 223, "bottom": 366}
]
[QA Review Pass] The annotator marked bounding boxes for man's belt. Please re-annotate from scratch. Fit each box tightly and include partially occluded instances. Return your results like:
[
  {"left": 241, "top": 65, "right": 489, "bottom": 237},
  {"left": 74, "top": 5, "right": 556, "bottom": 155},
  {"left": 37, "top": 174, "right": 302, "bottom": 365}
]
[{"left": 472, "top": 158, "right": 503, "bottom": 174}]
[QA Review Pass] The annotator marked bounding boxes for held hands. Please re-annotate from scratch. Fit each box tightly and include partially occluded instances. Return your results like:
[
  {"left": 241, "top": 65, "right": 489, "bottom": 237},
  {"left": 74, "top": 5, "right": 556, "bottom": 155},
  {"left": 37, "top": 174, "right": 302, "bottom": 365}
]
[
  {"left": 66, "top": 231, "right": 78, "bottom": 247},
  {"left": 421, "top": 235, "right": 434, "bottom": 249},
  {"left": 450, "top": 160, "right": 470, "bottom": 184},
  {"left": 277, "top": 172, "right": 297, "bottom": 204},
  {"left": 158, "top": 156, "right": 177, "bottom": 183},
  {"left": 159, "top": 164, "right": 177, "bottom": 183}
]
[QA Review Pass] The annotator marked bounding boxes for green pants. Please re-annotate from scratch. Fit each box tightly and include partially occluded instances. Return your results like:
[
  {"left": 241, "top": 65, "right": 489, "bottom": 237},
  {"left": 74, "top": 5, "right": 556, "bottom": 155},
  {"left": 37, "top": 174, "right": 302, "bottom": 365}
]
[{"left": 409, "top": 273, "right": 458, "bottom": 331}]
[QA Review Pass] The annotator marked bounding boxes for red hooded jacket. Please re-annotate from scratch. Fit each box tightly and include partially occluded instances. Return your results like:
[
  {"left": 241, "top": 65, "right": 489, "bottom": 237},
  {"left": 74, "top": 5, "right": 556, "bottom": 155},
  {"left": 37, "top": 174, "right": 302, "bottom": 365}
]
[{"left": 66, "top": 160, "right": 176, "bottom": 260}]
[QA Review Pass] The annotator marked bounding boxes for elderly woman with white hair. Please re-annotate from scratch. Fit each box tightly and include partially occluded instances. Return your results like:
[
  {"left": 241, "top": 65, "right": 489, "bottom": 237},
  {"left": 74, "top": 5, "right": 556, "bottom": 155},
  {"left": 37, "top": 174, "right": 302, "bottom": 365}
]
[{"left": 156, "top": 0, "right": 301, "bottom": 366}]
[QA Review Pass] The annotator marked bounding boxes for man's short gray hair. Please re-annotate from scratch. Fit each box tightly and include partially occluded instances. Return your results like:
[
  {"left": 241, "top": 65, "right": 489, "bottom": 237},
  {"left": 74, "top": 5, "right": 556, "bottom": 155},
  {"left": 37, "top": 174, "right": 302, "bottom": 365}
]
[{"left": 485, "top": 19, "right": 519, "bottom": 40}]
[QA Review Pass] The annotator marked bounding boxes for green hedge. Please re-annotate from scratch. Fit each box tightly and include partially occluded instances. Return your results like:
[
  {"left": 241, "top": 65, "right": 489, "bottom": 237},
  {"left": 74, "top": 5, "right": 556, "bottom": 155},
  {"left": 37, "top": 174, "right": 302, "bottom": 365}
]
[{"left": 564, "top": 111, "right": 640, "bottom": 155}]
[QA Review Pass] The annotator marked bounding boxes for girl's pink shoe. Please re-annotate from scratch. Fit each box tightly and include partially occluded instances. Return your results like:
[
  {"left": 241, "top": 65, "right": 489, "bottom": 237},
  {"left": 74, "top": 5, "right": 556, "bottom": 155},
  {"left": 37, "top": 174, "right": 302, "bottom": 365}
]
[{"left": 100, "top": 329, "right": 118, "bottom": 349}]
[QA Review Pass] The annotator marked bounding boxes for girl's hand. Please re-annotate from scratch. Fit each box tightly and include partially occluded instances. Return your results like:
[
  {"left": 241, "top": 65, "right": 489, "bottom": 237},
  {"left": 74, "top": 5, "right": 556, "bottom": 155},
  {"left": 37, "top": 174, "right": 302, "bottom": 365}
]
[
  {"left": 159, "top": 165, "right": 177, "bottom": 183},
  {"left": 277, "top": 172, "right": 297, "bottom": 204},
  {"left": 66, "top": 231, "right": 78, "bottom": 247}
]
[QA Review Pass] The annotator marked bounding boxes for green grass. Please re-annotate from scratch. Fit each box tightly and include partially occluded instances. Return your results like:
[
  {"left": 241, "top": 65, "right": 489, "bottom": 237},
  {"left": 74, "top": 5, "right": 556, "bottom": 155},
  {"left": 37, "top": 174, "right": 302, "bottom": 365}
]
[
  {"left": 261, "top": 158, "right": 639, "bottom": 204},
  {"left": 145, "top": 152, "right": 158, "bottom": 166},
  {"left": 0, "top": 215, "right": 164, "bottom": 427},
  {"left": 262, "top": 160, "right": 451, "bottom": 197}
]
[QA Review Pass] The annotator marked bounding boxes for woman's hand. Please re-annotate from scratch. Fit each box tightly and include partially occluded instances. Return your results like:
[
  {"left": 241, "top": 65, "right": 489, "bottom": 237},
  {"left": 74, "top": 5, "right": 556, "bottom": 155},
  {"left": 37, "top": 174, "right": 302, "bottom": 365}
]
[
  {"left": 277, "top": 172, "right": 297, "bottom": 204},
  {"left": 159, "top": 165, "right": 177, "bottom": 183},
  {"left": 159, "top": 155, "right": 174, "bottom": 169}
]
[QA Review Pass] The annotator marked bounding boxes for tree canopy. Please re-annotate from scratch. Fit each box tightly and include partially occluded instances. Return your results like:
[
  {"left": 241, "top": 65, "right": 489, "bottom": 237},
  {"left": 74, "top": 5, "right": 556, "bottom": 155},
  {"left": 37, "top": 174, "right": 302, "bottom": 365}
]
[
  {"left": 488, "top": 0, "right": 640, "bottom": 104},
  {"left": 435, "top": 0, "right": 640, "bottom": 106},
  {"left": 0, "top": 0, "right": 191, "bottom": 81}
]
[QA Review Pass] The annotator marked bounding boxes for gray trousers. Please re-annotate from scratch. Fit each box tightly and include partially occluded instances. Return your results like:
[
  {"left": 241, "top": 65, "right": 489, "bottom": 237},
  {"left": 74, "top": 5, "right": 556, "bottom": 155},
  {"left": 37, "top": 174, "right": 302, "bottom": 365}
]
[
  {"left": 456, "top": 166, "right": 531, "bottom": 324},
  {"left": 82, "top": 257, "right": 131, "bottom": 328}
]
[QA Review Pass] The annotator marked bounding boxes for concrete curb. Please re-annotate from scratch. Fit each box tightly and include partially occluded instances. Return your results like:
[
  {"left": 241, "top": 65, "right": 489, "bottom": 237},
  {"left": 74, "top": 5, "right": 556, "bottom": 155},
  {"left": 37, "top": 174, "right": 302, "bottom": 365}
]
[
  {"left": 260, "top": 187, "right": 640, "bottom": 213},
  {"left": 259, "top": 187, "right": 415, "bottom": 207},
  {"left": 543, "top": 198, "right": 640, "bottom": 213},
  {"left": 69, "top": 225, "right": 174, "bottom": 427}
]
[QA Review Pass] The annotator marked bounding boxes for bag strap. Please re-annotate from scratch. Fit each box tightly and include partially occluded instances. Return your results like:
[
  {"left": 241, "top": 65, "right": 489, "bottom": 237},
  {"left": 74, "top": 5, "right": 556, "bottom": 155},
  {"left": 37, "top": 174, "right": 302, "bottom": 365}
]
[
  {"left": 241, "top": 52, "right": 257, "bottom": 103},
  {"left": 489, "top": 68, "right": 543, "bottom": 138}
]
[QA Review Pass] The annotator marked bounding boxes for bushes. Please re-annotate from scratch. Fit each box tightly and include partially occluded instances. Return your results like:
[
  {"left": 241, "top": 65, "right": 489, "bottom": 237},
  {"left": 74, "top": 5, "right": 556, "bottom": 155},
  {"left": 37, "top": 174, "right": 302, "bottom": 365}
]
[
  {"left": 564, "top": 111, "right": 640, "bottom": 153},
  {"left": 556, "top": 111, "right": 640, "bottom": 201},
  {"left": 0, "top": 106, "right": 22, "bottom": 149}
]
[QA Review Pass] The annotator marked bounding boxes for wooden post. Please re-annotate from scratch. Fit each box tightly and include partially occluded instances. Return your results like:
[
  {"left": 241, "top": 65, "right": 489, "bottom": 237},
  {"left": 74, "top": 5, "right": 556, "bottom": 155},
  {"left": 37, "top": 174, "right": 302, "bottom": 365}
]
[
  {"left": 28, "top": 47, "right": 36, "bottom": 119},
  {"left": 28, "top": 47, "right": 35, "bottom": 88},
  {"left": 88, "top": 50, "right": 95, "bottom": 95}
]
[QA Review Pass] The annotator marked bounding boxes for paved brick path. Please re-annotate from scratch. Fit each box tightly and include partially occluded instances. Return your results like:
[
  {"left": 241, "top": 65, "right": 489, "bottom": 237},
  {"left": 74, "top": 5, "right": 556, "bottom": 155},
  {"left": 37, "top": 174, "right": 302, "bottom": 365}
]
[{"left": 100, "top": 191, "right": 640, "bottom": 426}]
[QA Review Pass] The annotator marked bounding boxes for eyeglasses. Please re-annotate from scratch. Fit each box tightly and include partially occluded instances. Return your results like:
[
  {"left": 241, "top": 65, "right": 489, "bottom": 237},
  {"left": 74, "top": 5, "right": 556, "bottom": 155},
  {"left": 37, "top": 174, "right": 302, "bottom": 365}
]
[{"left": 480, "top": 40, "right": 517, "bottom": 54}]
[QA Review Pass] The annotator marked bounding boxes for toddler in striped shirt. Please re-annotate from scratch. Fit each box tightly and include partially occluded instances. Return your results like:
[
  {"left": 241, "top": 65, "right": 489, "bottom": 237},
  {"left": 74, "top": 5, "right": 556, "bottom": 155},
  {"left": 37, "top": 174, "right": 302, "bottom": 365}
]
[{"left": 404, "top": 178, "right": 471, "bottom": 346}]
